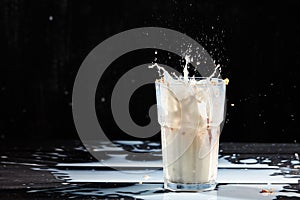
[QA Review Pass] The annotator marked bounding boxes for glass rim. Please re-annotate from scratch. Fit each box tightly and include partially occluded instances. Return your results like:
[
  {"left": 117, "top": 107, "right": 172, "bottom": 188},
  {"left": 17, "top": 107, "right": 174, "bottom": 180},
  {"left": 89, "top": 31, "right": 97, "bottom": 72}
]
[{"left": 155, "top": 77, "right": 225, "bottom": 85}]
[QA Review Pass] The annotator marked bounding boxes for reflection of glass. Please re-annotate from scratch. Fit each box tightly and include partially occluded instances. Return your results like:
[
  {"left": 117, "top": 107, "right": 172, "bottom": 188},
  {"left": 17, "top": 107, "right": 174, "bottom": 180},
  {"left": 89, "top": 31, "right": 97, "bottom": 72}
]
[{"left": 155, "top": 77, "right": 226, "bottom": 191}]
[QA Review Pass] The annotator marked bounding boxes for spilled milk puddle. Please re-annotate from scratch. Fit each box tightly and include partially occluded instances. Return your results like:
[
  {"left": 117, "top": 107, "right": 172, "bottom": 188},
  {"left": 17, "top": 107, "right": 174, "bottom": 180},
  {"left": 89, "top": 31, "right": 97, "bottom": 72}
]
[{"left": 0, "top": 141, "right": 300, "bottom": 199}]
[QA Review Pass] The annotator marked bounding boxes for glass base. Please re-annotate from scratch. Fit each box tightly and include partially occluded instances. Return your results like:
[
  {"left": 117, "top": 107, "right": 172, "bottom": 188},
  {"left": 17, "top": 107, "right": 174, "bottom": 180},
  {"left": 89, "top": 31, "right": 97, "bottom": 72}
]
[{"left": 165, "top": 181, "right": 216, "bottom": 192}]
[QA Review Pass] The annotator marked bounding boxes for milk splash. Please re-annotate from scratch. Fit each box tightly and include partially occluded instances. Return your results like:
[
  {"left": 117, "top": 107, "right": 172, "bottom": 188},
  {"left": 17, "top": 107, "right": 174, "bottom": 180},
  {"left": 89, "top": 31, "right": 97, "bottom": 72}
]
[
  {"left": 148, "top": 54, "right": 222, "bottom": 85},
  {"left": 183, "top": 55, "right": 190, "bottom": 82},
  {"left": 149, "top": 52, "right": 226, "bottom": 141}
]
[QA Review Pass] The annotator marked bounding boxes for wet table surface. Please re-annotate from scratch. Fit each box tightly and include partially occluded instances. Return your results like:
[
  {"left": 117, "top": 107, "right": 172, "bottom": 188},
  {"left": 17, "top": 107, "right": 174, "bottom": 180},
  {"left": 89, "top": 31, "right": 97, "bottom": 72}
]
[{"left": 0, "top": 140, "right": 300, "bottom": 199}]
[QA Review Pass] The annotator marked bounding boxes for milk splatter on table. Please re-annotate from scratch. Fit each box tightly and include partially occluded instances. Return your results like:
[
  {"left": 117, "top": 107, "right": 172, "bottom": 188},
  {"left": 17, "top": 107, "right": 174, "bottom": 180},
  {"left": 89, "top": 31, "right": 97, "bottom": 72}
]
[{"left": 0, "top": 141, "right": 300, "bottom": 199}]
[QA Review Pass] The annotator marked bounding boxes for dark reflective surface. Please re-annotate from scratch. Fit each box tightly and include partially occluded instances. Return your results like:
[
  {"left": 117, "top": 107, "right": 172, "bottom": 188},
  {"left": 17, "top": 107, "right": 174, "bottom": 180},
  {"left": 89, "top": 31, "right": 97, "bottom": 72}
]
[{"left": 1, "top": 141, "right": 300, "bottom": 199}]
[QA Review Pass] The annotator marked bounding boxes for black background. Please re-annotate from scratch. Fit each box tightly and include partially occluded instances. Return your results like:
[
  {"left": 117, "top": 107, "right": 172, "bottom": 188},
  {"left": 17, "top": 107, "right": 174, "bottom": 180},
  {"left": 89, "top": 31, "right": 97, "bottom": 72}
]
[{"left": 0, "top": 0, "right": 298, "bottom": 143}]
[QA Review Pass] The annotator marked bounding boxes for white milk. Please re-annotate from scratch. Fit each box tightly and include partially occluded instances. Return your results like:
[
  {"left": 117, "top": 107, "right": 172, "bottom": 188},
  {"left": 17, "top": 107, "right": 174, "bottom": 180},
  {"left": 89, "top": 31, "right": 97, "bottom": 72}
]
[{"left": 151, "top": 58, "right": 226, "bottom": 189}]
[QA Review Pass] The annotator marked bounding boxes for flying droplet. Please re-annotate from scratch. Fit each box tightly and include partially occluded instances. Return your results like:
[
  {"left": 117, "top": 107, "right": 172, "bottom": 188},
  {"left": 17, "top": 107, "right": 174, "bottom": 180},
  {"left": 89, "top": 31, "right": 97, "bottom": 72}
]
[{"left": 224, "top": 78, "right": 229, "bottom": 85}]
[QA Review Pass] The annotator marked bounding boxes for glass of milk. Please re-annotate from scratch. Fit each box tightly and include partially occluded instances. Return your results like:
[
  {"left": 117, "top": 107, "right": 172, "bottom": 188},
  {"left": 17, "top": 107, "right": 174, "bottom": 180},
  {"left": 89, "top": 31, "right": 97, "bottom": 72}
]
[{"left": 155, "top": 77, "right": 226, "bottom": 191}]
